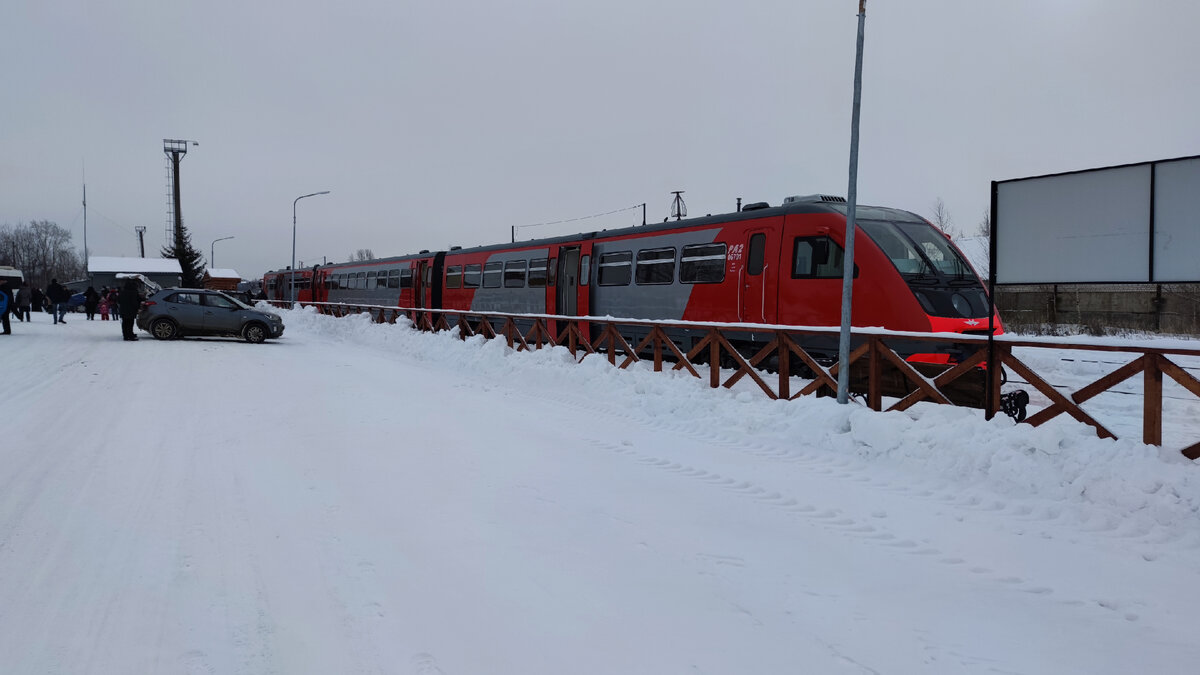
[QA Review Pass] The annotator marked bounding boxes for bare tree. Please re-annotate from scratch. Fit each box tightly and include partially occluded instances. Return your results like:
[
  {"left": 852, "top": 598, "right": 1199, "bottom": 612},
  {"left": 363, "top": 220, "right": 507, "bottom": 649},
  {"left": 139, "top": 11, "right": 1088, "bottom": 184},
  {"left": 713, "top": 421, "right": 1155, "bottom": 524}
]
[
  {"left": 929, "top": 198, "right": 961, "bottom": 239},
  {"left": 349, "top": 248, "right": 376, "bottom": 262},
  {"left": 977, "top": 208, "right": 991, "bottom": 237},
  {"left": 0, "top": 220, "right": 84, "bottom": 288}
]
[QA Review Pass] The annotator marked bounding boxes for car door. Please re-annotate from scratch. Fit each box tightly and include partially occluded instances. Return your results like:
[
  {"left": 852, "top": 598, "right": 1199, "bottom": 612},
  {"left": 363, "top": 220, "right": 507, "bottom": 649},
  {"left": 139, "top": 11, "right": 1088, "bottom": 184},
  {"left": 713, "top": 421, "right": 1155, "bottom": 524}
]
[
  {"left": 201, "top": 292, "right": 242, "bottom": 334},
  {"left": 164, "top": 291, "right": 205, "bottom": 332}
]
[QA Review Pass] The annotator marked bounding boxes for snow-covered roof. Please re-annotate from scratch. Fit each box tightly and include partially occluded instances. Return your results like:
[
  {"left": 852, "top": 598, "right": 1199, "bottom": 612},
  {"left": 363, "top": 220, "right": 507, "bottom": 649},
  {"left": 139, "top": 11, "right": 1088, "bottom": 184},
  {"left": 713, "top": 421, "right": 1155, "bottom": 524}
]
[
  {"left": 89, "top": 256, "right": 183, "bottom": 274},
  {"left": 204, "top": 268, "right": 241, "bottom": 280}
]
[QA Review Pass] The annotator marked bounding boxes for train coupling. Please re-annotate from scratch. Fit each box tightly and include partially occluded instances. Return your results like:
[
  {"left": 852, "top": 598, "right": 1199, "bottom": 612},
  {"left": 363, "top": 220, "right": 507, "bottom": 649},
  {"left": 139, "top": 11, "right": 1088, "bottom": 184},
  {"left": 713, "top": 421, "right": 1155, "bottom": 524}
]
[{"left": 1000, "top": 389, "right": 1030, "bottom": 422}]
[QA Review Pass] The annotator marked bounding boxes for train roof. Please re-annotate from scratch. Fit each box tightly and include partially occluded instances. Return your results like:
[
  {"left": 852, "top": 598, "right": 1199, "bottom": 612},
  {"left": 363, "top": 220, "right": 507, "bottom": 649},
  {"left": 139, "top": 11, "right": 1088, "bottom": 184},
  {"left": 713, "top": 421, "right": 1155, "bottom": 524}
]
[
  {"left": 261, "top": 197, "right": 929, "bottom": 275},
  {"left": 443, "top": 198, "right": 928, "bottom": 256}
]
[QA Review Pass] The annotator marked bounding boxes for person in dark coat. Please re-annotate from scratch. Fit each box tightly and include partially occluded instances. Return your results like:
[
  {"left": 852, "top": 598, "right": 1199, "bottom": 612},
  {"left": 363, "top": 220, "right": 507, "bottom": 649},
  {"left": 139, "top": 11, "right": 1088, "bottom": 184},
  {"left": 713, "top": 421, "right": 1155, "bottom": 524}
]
[
  {"left": 15, "top": 281, "right": 32, "bottom": 322},
  {"left": 46, "top": 278, "right": 69, "bottom": 324},
  {"left": 31, "top": 286, "right": 46, "bottom": 315},
  {"left": 0, "top": 278, "right": 12, "bottom": 335},
  {"left": 118, "top": 278, "right": 143, "bottom": 341},
  {"left": 83, "top": 286, "right": 100, "bottom": 320},
  {"left": 106, "top": 287, "right": 120, "bottom": 320}
]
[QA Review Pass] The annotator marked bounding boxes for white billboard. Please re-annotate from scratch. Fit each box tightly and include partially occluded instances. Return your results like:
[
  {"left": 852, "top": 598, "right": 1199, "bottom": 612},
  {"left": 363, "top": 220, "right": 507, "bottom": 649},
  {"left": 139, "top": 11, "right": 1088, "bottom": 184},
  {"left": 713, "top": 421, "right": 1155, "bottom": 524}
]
[
  {"left": 1154, "top": 157, "right": 1200, "bottom": 282},
  {"left": 994, "top": 156, "right": 1199, "bottom": 284}
]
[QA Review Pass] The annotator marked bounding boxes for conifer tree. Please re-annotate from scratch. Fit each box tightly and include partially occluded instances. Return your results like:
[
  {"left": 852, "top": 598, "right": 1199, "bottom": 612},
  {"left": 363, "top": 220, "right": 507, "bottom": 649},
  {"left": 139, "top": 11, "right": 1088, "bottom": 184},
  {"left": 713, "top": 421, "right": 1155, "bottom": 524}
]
[{"left": 161, "top": 222, "right": 206, "bottom": 288}]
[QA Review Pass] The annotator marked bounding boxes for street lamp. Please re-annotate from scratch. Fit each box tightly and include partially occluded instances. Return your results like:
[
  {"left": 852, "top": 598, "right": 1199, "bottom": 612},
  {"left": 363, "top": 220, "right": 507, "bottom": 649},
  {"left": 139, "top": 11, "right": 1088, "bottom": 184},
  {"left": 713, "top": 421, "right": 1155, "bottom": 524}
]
[
  {"left": 292, "top": 191, "right": 330, "bottom": 304},
  {"left": 210, "top": 236, "right": 234, "bottom": 268}
]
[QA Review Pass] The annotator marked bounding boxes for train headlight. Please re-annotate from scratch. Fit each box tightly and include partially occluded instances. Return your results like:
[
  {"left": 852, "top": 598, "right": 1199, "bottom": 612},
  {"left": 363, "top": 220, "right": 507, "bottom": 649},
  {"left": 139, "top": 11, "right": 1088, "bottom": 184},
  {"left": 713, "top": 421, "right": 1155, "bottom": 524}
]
[{"left": 951, "top": 293, "right": 972, "bottom": 317}]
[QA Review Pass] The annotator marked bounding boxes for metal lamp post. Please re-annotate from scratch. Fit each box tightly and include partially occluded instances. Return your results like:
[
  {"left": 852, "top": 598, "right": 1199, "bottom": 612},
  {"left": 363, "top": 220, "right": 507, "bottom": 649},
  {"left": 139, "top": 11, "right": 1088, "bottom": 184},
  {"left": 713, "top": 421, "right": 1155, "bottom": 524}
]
[
  {"left": 210, "top": 236, "right": 234, "bottom": 268},
  {"left": 836, "top": 0, "right": 868, "bottom": 404},
  {"left": 291, "top": 191, "right": 330, "bottom": 304}
]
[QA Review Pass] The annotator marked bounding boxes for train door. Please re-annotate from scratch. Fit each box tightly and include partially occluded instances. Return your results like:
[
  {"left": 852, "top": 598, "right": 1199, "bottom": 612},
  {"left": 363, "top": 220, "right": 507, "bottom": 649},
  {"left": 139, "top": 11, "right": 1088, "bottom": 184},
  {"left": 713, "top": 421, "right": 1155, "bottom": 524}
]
[
  {"left": 550, "top": 246, "right": 580, "bottom": 337},
  {"left": 310, "top": 267, "right": 327, "bottom": 304},
  {"left": 430, "top": 252, "right": 445, "bottom": 310},
  {"left": 556, "top": 247, "right": 579, "bottom": 314},
  {"left": 739, "top": 229, "right": 772, "bottom": 323},
  {"left": 413, "top": 261, "right": 426, "bottom": 309}
]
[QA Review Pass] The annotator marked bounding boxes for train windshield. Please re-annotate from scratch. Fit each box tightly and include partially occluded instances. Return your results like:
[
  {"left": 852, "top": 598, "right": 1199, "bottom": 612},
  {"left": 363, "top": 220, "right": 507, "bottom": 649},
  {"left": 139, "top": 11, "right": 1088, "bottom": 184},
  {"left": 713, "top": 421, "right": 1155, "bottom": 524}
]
[{"left": 858, "top": 220, "right": 974, "bottom": 279}]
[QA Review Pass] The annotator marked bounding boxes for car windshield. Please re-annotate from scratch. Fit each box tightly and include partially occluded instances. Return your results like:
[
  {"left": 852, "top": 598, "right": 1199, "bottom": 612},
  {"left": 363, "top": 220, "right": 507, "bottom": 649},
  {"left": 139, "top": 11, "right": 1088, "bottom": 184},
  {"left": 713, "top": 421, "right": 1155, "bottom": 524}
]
[{"left": 859, "top": 219, "right": 974, "bottom": 278}]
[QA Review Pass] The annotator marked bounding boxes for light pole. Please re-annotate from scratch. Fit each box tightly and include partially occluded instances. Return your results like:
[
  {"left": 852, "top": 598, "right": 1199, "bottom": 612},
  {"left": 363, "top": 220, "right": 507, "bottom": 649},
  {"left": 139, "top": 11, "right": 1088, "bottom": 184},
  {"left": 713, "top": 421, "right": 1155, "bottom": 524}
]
[
  {"left": 210, "top": 236, "right": 234, "bottom": 268},
  {"left": 292, "top": 191, "right": 330, "bottom": 304},
  {"left": 836, "top": 0, "right": 867, "bottom": 404}
]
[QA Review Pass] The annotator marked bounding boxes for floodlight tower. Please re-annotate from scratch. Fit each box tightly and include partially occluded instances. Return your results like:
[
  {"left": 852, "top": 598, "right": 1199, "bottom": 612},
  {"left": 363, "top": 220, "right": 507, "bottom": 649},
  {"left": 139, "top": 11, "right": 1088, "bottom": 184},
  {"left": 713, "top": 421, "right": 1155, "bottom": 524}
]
[{"left": 163, "top": 139, "right": 198, "bottom": 248}]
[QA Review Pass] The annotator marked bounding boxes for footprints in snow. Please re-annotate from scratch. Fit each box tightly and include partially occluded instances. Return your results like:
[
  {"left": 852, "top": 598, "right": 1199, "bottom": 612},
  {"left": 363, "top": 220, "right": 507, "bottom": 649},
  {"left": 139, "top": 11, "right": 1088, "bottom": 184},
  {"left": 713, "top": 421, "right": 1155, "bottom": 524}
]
[{"left": 585, "top": 437, "right": 1110, "bottom": 617}]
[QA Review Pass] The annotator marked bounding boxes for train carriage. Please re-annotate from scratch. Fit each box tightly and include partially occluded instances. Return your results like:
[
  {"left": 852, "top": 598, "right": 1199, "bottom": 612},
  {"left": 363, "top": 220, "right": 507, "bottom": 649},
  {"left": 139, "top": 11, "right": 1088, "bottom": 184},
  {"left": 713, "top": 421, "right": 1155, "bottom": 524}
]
[{"left": 265, "top": 194, "right": 1002, "bottom": 363}]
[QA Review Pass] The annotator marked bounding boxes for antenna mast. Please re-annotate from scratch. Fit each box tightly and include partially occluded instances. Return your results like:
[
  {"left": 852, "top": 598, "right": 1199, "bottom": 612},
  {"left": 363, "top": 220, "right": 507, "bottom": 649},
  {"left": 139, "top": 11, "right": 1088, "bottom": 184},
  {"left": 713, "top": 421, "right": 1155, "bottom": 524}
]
[{"left": 670, "top": 191, "right": 687, "bottom": 221}]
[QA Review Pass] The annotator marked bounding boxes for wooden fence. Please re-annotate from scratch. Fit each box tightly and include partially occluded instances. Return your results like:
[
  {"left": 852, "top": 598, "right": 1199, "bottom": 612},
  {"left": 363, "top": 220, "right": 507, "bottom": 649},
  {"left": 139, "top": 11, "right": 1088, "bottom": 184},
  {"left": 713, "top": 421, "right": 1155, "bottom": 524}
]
[{"left": 277, "top": 301, "right": 1200, "bottom": 460}]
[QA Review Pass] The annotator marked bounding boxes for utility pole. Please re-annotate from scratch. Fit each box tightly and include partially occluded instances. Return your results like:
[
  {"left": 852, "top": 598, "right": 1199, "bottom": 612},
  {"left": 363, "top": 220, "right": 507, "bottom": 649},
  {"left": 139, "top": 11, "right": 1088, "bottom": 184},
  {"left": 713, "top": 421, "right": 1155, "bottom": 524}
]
[
  {"left": 836, "top": 0, "right": 867, "bottom": 404},
  {"left": 82, "top": 181, "right": 89, "bottom": 277}
]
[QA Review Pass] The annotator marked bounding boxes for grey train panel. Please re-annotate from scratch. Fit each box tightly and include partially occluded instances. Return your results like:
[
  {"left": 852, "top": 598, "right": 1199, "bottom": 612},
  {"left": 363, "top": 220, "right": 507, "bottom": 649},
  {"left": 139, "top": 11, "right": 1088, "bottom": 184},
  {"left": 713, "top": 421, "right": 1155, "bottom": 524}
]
[
  {"left": 590, "top": 229, "right": 722, "bottom": 320},
  {"left": 469, "top": 248, "right": 550, "bottom": 314}
]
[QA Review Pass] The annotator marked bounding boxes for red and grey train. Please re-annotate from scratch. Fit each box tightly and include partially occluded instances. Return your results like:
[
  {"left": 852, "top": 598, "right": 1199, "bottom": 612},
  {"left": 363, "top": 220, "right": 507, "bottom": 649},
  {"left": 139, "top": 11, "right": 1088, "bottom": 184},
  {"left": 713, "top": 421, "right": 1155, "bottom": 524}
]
[{"left": 264, "top": 194, "right": 1002, "bottom": 361}]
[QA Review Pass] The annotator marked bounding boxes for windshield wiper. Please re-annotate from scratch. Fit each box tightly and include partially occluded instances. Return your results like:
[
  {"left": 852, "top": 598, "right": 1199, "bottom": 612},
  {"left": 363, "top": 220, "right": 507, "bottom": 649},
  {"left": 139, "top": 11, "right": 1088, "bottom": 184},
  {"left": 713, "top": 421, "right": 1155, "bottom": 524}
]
[{"left": 905, "top": 271, "right": 940, "bottom": 286}]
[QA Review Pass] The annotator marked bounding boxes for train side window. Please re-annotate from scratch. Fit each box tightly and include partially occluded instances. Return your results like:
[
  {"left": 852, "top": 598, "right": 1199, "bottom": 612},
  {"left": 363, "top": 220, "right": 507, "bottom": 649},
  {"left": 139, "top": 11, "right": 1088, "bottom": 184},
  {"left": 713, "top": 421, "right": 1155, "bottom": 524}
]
[
  {"left": 377, "top": 271, "right": 389, "bottom": 289},
  {"left": 400, "top": 268, "right": 413, "bottom": 288},
  {"left": 424, "top": 267, "right": 433, "bottom": 285},
  {"left": 680, "top": 243, "right": 727, "bottom": 283},
  {"left": 483, "top": 261, "right": 503, "bottom": 288},
  {"left": 635, "top": 247, "right": 676, "bottom": 285},
  {"left": 356, "top": 272, "right": 366, "bottom": 289},
  {"left": 367, "top": 271, "right": 377, "bottom": 289},
  {"left": 748, "top": 233, "right": 766, "bottom": 275},
  {"left": 446, "top": 265, "right": 462, "bottom": 289},
  {"left": 528, "top": 258, "right": 548, "bottom": 287},
  {"left": 580, "top": 255, "right": 590, "bottom": 285},
  {"left": 463, "top": 264, "right": 481, "bottom": 288},
  {"left": 792, "top": 236, "right": 846, "bottom": 279},
  {"left": 504, "top": 260, "right": 527, "bottom": 288},
  {"left": 388, "top": 269, "right": 400, "bottom": 289},
  {"left": 597, "top": 251, "right": 632, "bottom": 286}
]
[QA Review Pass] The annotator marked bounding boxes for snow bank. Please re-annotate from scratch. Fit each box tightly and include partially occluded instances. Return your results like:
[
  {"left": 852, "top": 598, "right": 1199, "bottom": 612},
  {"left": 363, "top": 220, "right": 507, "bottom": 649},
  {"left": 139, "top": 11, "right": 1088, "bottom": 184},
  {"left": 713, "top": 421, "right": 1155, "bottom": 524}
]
[{"left": 281, "top": 305, "right": 1200, "bottom": 546}]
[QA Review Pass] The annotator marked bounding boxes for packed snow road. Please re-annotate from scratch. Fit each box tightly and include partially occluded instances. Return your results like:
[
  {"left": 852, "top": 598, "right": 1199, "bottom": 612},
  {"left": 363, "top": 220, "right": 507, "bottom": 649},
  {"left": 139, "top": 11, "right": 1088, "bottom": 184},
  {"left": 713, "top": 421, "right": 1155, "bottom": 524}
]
[{"left": 2, "top": 309, "right": 1198, "bottom": 674}]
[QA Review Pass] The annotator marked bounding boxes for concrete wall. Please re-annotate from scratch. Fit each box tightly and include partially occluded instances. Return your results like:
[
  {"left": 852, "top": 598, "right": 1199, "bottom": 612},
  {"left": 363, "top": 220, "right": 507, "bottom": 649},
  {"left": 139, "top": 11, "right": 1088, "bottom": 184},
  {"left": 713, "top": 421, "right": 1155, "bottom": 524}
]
[{"left": 996, "top": 283, "right": 1200, "bottom": 336}]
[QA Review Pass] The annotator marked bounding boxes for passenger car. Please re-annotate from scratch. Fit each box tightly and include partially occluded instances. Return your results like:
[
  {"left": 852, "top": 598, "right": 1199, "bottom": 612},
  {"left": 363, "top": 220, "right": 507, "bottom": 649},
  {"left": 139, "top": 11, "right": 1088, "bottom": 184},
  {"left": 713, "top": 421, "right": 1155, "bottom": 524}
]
[{"left": 136, "top": 288, "right": 284, "bottom": 343}]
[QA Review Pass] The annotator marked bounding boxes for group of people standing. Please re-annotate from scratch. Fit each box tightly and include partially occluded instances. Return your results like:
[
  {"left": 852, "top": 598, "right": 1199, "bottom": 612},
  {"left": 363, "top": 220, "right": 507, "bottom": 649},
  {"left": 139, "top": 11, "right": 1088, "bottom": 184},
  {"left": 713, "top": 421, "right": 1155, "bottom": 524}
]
[
  {"left": 80, "top": 286, "right": 124, "bottom": 322},
  {"left": 0, "top": 277, "right": 144, "bottom": 340}
]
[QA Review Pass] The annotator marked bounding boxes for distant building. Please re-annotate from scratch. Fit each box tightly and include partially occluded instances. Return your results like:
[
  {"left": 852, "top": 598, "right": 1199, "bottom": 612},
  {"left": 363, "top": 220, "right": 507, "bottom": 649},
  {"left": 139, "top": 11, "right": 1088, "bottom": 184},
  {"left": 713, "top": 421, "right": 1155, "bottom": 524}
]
[
  {"left": 203, "top": 268, "right": 241, "bottom": 291},
  {"left": 87, "top": 256, "right": 183, "bottom": 291}
]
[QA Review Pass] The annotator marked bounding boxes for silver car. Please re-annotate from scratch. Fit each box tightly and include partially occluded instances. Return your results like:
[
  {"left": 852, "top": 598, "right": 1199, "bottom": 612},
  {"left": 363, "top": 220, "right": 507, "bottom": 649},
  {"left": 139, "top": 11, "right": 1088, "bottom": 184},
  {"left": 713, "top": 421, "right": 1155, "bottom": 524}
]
[{"left": 136, "top": 288, "right": 285, "bottom": 343}]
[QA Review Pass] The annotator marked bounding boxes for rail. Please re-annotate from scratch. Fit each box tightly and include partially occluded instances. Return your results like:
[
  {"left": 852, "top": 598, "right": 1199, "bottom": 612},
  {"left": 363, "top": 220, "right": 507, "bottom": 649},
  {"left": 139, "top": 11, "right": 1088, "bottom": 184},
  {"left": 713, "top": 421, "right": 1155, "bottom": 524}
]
[{"left": 267, "top": 300, "right": 1200, "bottom": 460}]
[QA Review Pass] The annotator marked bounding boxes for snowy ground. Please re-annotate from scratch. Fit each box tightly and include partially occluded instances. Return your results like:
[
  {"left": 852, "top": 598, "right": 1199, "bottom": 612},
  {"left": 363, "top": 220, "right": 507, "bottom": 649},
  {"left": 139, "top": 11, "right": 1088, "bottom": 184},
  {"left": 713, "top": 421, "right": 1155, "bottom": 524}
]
[{"left": 2, "top": 308, "right": 1198, "bottom": 674}]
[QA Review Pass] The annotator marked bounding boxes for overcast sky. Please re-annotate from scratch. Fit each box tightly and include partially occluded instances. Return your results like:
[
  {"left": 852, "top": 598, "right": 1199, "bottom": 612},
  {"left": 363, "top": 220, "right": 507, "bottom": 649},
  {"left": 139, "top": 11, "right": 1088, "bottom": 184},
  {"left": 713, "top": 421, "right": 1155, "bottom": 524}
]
[{"left": 3, "top": 1, "right": 1198, "bottom": 279}]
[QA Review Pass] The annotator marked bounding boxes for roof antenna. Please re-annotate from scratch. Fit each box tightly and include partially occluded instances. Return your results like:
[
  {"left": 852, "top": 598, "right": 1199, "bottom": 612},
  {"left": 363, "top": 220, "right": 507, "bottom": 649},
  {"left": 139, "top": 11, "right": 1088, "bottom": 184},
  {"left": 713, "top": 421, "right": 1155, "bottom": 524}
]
[{"left": 670, "top": 191, "right": 687, "bottom": 221}]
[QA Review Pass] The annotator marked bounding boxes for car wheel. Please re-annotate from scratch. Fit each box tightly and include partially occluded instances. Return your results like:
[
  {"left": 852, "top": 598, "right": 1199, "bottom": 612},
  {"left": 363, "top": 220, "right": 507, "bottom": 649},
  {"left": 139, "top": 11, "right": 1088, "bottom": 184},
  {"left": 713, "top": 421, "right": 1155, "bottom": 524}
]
[
  {"left": 243, "top": 322, "right": 267, "bottom": 343},
  {"left": 151, "top": 318, "right": 178, "bottom": 340}
]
